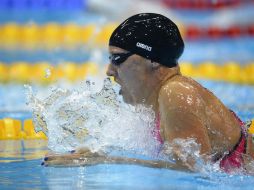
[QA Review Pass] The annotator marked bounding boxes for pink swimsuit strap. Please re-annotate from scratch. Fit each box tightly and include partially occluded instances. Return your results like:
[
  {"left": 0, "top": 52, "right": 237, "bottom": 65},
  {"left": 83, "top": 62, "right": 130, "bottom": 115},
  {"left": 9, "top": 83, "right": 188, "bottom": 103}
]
[
  {"left": 219, "top": 111, "right": 247, "bottom": 173},
  {"left": 154, "top": 113, "right": 163, "bottom": 144}
]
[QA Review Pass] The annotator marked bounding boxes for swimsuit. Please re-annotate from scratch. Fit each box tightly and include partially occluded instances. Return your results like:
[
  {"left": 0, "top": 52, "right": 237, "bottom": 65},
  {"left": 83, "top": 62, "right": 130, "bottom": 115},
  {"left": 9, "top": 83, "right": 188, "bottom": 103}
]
[
  {"left": 154, "top": 114, "right": 163, "bottom": 144},
  {"left": 154, "top": 111, "right": 247, "bottom": 173},
  {"left": 218, "top": 111, "right": 247, "bottom": 173}
]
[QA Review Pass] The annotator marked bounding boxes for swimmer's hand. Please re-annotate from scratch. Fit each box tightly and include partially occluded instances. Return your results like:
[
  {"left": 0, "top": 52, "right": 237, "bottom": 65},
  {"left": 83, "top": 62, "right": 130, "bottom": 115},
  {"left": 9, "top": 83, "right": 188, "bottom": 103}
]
[
  {"left": 42, "top": 147, "right": 106, "bottom": 167},
  {"left": 42, "top": 147, "right": 191, "bottom": 172}
]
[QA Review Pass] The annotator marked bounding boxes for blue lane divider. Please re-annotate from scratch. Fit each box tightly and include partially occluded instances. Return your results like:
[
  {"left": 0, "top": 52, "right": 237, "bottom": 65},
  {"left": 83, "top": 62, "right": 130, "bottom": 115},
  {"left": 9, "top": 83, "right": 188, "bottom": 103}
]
[{"left": 0, "top": 0, "right": 86, "bottom": 10}]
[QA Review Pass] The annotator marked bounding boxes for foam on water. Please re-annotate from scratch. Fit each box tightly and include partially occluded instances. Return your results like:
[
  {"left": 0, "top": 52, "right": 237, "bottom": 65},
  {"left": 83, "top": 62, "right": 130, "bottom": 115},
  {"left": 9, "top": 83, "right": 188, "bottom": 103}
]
[{"left": 25, "top": 78, "right": 162, "bottom": 158}]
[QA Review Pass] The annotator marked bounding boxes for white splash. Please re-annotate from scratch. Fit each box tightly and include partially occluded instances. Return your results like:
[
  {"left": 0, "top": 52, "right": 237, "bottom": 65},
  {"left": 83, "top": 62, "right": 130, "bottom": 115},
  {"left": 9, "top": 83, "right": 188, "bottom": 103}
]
[{"left": 25, "top": 78, "right": 161, "bottom": 157}]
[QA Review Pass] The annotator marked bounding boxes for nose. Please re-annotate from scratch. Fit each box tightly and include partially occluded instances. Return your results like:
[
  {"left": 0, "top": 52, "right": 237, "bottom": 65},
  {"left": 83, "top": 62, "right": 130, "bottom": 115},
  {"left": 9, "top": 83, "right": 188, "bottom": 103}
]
[{"left": 106, "top": 63, "right": 116, "bottom": 77}]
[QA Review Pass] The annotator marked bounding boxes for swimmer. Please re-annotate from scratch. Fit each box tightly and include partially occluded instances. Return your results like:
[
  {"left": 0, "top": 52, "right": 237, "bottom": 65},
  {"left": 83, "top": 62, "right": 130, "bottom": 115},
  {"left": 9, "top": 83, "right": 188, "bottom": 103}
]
[{"left": 43, "top": 13, "right": 254, "bottom": 173}]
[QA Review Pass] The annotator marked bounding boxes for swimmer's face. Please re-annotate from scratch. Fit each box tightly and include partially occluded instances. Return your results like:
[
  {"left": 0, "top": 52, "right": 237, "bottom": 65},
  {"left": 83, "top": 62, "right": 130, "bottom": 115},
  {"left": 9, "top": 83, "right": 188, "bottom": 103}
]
[{"left": 107, "top": 46, "right": 152, "bottom": 105}]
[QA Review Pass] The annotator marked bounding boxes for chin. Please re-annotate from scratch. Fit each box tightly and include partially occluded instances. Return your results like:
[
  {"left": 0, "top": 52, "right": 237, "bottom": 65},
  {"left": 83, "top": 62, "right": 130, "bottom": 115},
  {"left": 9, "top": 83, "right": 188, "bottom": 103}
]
[
  {"left": 120, "top": 87, "right": 136, "bottom": 105},
  {"left": 122, "top": 95, "right": 130, "bottom": 104},
  {"left": 122, "top": 94, "right": 134, "bottom": 105}
]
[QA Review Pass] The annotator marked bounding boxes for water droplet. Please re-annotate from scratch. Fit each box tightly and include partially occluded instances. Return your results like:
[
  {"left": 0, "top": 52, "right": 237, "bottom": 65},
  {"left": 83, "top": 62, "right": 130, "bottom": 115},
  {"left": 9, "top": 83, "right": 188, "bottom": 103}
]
[{"left": 45, "top": 68, "right": 51, "bottom": 78}]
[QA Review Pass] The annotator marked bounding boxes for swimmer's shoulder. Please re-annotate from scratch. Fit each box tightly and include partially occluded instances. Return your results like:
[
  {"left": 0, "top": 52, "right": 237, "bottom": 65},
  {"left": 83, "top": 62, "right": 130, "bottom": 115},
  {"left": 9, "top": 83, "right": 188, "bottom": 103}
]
[
  {"left": 159, "top": 75, "right": 199, "bottom": 97},
  {"left": 162, "top": 75, "right": 217, "bottom": 98},
  {"left": 159, "top": 75, "right": 205, "bottom": 109}
]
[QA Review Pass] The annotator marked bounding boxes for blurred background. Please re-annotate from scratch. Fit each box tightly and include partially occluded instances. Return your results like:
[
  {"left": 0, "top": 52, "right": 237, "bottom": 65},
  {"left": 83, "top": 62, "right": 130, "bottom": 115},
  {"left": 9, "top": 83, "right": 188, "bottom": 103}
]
[
  {"left": 1, "top": 2, "right": 254, "bottom": 188},
  {"left": 0, "top": 0, "right": 254, "bottom": 121}
]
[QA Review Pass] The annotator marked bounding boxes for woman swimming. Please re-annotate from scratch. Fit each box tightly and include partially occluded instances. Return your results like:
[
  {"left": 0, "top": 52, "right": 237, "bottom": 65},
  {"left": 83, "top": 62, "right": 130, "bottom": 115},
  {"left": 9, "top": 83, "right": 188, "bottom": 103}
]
[{"left": 43, "top": 13, "right": 254, "bottom": 173}]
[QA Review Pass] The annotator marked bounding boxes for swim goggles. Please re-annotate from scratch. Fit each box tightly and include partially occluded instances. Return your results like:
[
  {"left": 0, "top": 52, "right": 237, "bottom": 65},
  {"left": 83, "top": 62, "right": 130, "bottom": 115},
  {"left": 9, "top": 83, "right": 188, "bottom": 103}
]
[{"left": 109, "top": 52, "right": 133, "bottom": 65}]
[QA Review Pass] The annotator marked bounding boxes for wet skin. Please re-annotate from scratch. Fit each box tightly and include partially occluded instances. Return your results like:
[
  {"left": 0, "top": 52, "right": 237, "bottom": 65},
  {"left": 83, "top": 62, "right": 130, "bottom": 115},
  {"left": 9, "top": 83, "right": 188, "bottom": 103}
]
[
  {"left": 43, "top": 46, "right": 254, "bottom": 172},
  {"left": 107, "top": 46, "right": 246, "bottom": 158}
]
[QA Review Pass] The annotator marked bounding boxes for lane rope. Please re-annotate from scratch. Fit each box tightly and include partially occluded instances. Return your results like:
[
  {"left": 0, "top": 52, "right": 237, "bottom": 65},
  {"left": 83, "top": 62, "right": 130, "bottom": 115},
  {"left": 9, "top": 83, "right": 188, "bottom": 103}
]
[{"left": 1, "top": 61, "right": 254, "bottom": 85}]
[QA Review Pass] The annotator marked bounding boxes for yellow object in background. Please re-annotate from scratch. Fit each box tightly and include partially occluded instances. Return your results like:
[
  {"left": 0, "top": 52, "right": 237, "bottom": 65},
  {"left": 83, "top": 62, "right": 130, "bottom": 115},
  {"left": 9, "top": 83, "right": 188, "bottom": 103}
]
[
  {"left": 0, "top": 118, "right": 47, "bottom": 140},
  {"left": 95, "top": 24, "right": 117, "bottom": 47},
  {"left": 24, "top": 119, "right": 37, "bottom": 139},
  {"left": 81, "top": 24, "right": 96, "bottom": 45},
  {"left": 57, "top": 62, "right": 79, "bottom": 82},
  {"left": 248, "top": 120, "right": 254, "bottom": 134},
  {"left": 222, "top": 62, "right": 241, "bottom": 83},
  {"left": 0, "top": 118, "right": 22, "bottom": 140},
  {"left": 20, "top": 24, "right": 40, "bottom": 50},
  {"left": 76, "top": 63, "right": 89, "bottom": 80},
  {"left": 24, "top": 119, "right": 47, "bottom": 140},
  {"left": 244, "top": 62, "right": 254, "bottom": 84},
  {"left": 82, "top": 62, "right": 99, "bottom": 76},
  {"left": 62, "top": 24, "right": 82, "bottom": 49},
  {"left": 9, "top": 62, "right": 31, "bottom": 83},
  {"left": 41, "top": 23, "right": 61, "bottom": 50},
  {"left": 0, "top": 22, "right": 129, "bottom": 50},
  {"left": 197, "top": 62, "right": 220, "bottom": 80},
  {"left": 0, "top": 120, "right": 4, "bottom": 139},
  {"left": 0, "top": 62, "right": 9, "bottom": 82},
  {"left": 0, "top": 117, "right": 48, "bottom": 161},
  {"left": 180, "top": 62, "right": 195, "bottom": 76},
  {"left": 0, "top": 61, "right": 101, "bottom": 84},
  {"left": 0, "top": 23, "right": 20, "bottom": 49},
  {"left": 31, "top": 62, "right": 55, "bottom": 84},
  {"left": 0, "top": 61, "right": 253, "bottom": 85}
]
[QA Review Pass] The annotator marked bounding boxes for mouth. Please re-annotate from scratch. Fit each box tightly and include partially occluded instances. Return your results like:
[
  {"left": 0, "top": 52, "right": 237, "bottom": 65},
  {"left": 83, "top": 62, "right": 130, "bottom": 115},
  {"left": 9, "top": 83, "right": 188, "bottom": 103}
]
[
  {"left": 119, "top": 88, "right": 122, "bottom": 95},
  {"left": 113, "top": 78, "right": 122, "bottom": 95},
  {"left": 114, "top": 77, "right": 120, "bottom": 84}
]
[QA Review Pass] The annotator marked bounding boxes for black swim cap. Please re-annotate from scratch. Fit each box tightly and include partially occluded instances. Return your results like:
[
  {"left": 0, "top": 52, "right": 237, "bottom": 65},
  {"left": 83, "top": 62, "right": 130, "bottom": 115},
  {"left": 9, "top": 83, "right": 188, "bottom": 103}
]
[{"left": 109, "top": 13, "right": 184, "bottom": 67}]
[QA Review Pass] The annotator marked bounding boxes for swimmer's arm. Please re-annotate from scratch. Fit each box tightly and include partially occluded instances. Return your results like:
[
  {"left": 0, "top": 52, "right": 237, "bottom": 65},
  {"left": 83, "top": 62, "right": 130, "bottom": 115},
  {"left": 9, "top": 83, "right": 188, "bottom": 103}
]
[
  {"left": 158, "top": 83, "right": 212, "bottom": 169},
  {"left": 43, "top": 149, "right": 190, "bottom": 172}
]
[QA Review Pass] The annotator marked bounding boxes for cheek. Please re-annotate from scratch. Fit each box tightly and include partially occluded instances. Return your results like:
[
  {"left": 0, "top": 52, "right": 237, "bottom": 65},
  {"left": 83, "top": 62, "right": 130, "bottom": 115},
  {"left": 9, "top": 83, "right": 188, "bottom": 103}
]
[
  {"left": 119, "top": 69, "right": 140, "bottom": 89},
  {"left": 118, "top": 59, "right": 148, "bottom": 93}
]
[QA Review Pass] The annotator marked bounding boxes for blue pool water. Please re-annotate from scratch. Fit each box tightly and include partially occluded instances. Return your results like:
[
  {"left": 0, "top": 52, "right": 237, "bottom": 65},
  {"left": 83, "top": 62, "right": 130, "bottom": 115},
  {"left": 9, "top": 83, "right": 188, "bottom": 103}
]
[
  {"left": 0, "top": 161, "right": 253, "bottom": 190},
  {"left": 1, "top": 138, "right": 254, "bottom": 190},
  {"left": 1, "top": 141, "right": 254, "bottom": 190}
]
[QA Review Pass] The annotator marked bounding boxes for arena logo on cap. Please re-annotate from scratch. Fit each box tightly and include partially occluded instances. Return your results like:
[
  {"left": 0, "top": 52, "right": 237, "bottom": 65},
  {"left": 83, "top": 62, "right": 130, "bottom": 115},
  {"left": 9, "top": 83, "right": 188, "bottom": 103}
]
[{"left": 136, "top": 42, "right": 152, "bottom": 52}]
